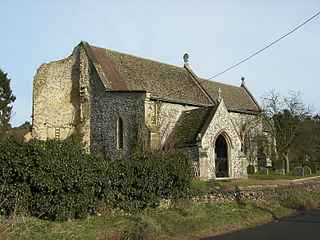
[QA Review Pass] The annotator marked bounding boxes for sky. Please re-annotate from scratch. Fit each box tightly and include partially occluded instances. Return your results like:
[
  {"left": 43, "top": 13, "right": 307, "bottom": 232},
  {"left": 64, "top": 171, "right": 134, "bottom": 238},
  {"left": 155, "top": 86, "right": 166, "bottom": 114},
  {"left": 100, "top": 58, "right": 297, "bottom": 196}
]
[{"left": 0, "top": 0, "right": 319, "bottom": 127}]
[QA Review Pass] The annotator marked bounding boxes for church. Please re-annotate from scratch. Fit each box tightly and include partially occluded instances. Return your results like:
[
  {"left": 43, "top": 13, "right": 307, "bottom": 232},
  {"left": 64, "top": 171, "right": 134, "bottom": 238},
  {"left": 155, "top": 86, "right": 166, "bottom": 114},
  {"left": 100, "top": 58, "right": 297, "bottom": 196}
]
[{"left": 32, "top": 41, "right": 267, "bottom": 179}]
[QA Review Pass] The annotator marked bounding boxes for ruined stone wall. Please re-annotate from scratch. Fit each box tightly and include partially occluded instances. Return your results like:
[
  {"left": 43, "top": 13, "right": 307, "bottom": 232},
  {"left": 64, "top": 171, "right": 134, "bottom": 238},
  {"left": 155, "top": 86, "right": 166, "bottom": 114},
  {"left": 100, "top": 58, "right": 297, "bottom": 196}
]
[
  {"left": 201, "top": 101, "right": 245, "bottom": 179},
  {"left": 32, "top": 46, "right": 82, "bottom": 141},
  {"left": 90, "top": 90, "right": 147, "bottom": 160},
  {"left": 32, "top": 46, "right": 92, "bottom": 149}
]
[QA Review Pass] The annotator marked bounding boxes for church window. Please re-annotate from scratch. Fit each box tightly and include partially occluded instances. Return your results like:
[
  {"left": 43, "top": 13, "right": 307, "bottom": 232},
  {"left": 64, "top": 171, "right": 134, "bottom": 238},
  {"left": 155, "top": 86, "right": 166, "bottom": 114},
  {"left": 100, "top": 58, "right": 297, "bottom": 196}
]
[
  {"left": 241, "top": 125, "right": 249, "bottom": 156},
  {"left": 243, "top": 134, "right": 248, "bottom": 155},
  {"left": 117, "top": 117, "right": 124, "bottom": 149}
]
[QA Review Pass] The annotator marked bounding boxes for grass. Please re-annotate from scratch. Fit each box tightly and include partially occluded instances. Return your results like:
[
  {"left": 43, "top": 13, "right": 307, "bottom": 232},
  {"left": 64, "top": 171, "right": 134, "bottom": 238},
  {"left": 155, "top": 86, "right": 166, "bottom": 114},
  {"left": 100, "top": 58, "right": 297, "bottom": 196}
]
[
  {"left": 2, "top": 193, "right": 320, "bottom": 240},
  {"left": 248, "top": 170, "right": 320, "bottom": 180},
  {"left": 191, "top": 179, "right": 256, "bottom": 188},
  {"left": 191, "top": 171, "right": 320, "bottom": 189}
]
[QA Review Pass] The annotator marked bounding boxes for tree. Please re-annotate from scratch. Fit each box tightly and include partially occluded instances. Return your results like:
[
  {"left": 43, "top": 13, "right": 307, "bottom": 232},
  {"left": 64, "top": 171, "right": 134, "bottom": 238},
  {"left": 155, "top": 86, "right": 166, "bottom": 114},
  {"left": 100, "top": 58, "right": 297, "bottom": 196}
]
[
  {"left": 261, "top": 90, "right": 312, "bottom": 173},
  {"left": 13, "top": 121, "right": 32, "bottom": 131},
  {"left": 0, "top": 69, "right": 16, "bottom": 137},
  {"left": 291, "top": 115, "right": 320, "bottom": 165}
]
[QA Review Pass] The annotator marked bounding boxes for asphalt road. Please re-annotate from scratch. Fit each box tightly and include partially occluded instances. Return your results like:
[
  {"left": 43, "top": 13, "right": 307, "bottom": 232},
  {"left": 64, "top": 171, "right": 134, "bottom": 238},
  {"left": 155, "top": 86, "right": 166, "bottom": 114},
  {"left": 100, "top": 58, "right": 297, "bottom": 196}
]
[{"left": 203, "top": 209, "right": 320, "bottom": 240}]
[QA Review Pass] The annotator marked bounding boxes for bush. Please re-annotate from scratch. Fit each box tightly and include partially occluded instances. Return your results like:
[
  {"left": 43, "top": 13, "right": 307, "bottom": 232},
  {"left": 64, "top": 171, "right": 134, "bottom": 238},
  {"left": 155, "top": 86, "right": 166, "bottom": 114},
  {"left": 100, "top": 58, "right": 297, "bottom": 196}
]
[
  {"left": 0, "top": 137, "right": 194, "bottom": 219},
  {"left": 0, "top": 136, "right": 32, "bottom": 215},
  {"left": 0, "top": 136, "right": 107, "bottom": 221},
  {"left": 106, "top": 151, "right": 194, "bottom": 212}
]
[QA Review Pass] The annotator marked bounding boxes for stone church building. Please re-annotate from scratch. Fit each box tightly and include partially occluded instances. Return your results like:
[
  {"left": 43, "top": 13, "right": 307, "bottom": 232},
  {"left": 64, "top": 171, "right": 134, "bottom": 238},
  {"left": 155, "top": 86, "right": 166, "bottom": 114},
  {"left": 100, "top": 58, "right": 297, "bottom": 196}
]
[{"left": 32, "top": 41, "right": 266, "bottom": 179}]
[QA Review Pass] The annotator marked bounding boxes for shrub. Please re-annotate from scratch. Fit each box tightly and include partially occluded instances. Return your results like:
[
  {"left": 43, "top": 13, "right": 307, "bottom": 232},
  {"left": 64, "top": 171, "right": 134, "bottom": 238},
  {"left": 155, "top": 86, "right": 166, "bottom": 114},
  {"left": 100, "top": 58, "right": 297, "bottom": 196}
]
[
  {"left": 0, "top": 136, "right": 32, "bottom": 215},
  {"left": 106, "top": 151, "right": 194, "bottom": 212},
  {"left": 0, "top": 136, "right": 107, "bottom": 221},
  {"left": 0, "top": 137, "right": 194, "bottom": 219}
]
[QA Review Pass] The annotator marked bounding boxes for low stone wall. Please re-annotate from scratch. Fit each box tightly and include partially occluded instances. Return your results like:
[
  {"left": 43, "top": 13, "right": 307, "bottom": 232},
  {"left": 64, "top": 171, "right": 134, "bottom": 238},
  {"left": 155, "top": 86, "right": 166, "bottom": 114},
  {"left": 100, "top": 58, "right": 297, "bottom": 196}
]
[{"left": 193, "top": 177, "right": 320, "bottom": 204}]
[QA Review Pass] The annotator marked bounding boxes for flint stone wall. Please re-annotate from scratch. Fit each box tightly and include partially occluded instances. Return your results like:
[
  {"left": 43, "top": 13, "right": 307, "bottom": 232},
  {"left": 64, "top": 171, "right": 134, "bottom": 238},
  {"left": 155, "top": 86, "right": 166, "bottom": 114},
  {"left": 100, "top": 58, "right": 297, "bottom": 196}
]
[
  {"left": 32, "top": 46, "right": 82, "bottom": 141},
  {"left": 201, "top": 101, "right": 245, "bottom": 179},
  {"left": 144, "top": 99, "right": 196, "bottom": 145},
  {"left": 229, "top": 111, "right": 268, "bottom": 170},
  {"left": 90, "top": 90, "right": 147, "bottom": 160},
  {"left": 193, "top": 177, "right": 320, "bottom": 204}
]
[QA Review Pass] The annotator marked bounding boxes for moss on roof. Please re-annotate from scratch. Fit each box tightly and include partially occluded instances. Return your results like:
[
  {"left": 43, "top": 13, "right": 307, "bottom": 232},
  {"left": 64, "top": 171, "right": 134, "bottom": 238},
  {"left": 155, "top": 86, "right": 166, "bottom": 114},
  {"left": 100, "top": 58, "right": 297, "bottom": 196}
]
[{"left": 164, "top": 107, "right": 213, "bottom": 148}]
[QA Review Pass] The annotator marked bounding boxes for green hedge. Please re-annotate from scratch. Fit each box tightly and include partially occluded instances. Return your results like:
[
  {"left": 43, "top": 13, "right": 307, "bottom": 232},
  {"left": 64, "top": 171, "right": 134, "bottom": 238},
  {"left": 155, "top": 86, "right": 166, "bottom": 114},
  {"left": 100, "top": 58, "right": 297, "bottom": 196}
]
[
  {"left": 0, "top": 136, "right": 107, "bottom": 220},
  {"left": 105, "top": 151, "right": 194, "bottom": 212},
  {"left": 0, "top": 137, "right": 194, "bottom": 220}
]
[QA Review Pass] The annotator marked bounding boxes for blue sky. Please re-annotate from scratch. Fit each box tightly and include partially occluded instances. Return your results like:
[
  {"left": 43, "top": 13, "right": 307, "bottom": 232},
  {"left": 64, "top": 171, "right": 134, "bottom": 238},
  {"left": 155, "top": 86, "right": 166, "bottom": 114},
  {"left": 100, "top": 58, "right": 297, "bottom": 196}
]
[{"left": 1, "top": 0, "right": 319, "bottom": 127}]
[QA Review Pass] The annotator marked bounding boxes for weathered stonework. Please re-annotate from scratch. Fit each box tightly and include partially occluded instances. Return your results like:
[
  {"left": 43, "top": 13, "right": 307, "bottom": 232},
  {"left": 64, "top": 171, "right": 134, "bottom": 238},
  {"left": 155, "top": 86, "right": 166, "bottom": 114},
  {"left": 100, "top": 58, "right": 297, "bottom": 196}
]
[
  {"left": 144, "top": 99, "right": 196, "bottom": 145},
  {"left": 33, "top": 41, "right": 266, "bottom": 180},
  {"left": 33, "top": 46, "right": 82, "bottom": 142},
  {"left": 90, "top": 90, "right": 147, "bottom": 160},
  {"left": 201, "top": 100, "right": 245, "bottom": 179},
  {"left": 193, "top": 177, "right": 320, "bottom": 204},
  {"left": 229, "top": 111, "right": 271, "bottom": 171}
]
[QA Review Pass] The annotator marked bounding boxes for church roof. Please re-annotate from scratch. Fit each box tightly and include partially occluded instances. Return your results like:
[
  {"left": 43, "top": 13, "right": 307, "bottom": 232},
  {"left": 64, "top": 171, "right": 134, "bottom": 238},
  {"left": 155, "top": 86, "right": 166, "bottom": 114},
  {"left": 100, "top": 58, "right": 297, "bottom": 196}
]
[
  {"left": 82, "top": 41, "right": 260, "bottom": 111},
  {"left": 163, "top": 106, "right": 215, "bottom": 147},
  {"left": 200, "top": 79, "right": 259, "bottom": 111},
  {"left": 89, "top": 45, "right": 212, "bottom": 105}
]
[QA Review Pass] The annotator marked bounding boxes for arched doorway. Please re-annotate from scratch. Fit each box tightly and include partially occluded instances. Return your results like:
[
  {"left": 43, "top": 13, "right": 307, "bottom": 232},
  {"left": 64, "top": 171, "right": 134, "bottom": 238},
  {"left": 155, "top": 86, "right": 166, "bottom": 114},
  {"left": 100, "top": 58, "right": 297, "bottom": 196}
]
[{"left": 215, "top": 135, "right": 229, "bottom": 177}]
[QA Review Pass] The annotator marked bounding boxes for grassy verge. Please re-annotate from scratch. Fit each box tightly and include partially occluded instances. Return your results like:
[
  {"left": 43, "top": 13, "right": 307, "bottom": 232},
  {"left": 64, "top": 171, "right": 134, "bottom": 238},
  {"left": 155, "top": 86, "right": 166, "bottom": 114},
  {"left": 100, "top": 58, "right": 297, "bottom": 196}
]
[
  {"left": 191, "top": 180, "right": 258, "bottom": 187},
  {"left": 2, "top": 193, "right": 320, "bottom": 240},
  {"left": 248, "top": 170, "right": 320, "bottom": 180}
]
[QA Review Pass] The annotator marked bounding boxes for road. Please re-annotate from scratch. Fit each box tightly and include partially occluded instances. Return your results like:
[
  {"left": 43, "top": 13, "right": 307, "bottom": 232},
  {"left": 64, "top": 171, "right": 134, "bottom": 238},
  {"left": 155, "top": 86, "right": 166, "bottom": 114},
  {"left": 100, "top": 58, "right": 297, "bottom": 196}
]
[{"left": 203, "top": 209, "right": 320, "bottom": 240}]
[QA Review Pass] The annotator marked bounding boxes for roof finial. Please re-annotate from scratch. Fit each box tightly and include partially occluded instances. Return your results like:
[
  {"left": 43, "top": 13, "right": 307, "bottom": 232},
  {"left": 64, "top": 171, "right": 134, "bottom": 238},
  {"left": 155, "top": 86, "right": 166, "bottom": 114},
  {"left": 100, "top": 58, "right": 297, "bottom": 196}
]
[
  {"left": 183, "top": 53, "right": 189, "bottom": 65},
  {"left": 241, "top": 76, "right": 245, "bottom": 85},
  {"left": 218, "top": 88, "right": 222, "bottom": 102}
]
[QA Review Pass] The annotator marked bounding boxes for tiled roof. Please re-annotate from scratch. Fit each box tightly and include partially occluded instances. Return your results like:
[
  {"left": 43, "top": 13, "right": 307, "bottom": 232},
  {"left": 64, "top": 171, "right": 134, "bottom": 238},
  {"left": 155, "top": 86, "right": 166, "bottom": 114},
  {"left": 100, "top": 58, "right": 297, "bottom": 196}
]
[
  {"left": 84, "top": 42, "right": 260, "bottom": 111},
  {"left": 200, "top": 79, "right": 259, "bottom": 111},
  {"left": 1, "top": 128, "right": 30, "bottom": 139},
  {"left": 89, "top": 45, "right": 212, "bottom": 105},
  {"left": 164, "top": 106, "right": 213, "bottom": 147}
]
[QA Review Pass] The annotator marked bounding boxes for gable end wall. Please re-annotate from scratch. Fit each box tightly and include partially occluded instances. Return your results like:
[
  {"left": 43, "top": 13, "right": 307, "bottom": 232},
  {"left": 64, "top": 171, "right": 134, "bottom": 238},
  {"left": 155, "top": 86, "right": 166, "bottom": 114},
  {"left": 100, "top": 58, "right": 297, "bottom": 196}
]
[{"left": 32, "top": 46, "right": 82, "bottom": 141}]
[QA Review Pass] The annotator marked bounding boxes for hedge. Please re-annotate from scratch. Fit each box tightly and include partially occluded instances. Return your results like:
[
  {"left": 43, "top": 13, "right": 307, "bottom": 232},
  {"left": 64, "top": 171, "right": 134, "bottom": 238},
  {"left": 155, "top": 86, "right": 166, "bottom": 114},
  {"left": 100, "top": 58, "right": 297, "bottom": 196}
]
[
  {"left": 0, "top": 136, "right": 194, "bottom": 220},
  {"left": 0, "top": 136, "right": 107, "bottom": 220},
  {"left": 105, "top": 151, "right": 194, "bottom": 212}
]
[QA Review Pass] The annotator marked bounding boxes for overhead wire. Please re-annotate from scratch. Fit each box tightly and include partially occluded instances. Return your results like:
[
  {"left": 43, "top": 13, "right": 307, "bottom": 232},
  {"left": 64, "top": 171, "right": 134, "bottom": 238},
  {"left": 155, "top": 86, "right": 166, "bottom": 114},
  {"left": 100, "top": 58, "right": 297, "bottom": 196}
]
[{"left": 206, "top": 11, "right": 320, "bottom": 81}]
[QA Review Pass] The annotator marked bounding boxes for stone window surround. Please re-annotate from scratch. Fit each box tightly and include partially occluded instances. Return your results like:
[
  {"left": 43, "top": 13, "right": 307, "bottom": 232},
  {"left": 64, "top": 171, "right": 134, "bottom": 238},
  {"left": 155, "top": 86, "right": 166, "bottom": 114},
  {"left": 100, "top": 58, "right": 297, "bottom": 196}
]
[{"left": 117, "top": 117, "right": 124, "bottom": 150}]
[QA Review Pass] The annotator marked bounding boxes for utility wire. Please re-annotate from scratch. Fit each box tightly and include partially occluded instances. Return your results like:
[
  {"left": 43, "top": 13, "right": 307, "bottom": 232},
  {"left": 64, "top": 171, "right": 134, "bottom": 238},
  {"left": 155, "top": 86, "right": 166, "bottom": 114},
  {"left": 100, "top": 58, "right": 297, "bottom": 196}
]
[{"left": 207, "top": 11, "right": 320, "bottom": 80}]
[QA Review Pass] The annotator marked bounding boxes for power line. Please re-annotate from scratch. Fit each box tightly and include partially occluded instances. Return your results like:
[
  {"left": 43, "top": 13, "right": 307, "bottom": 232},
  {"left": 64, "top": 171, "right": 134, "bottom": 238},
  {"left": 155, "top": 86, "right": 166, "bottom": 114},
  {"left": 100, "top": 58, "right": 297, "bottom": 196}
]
[{"left": 207, "top": 11, "right": 320, "bottom": 80}]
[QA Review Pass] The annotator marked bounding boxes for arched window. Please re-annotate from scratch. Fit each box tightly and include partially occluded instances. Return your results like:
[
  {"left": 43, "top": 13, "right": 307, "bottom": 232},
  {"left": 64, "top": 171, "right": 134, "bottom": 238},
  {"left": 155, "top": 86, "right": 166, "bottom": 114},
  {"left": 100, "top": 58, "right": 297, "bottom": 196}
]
[
  {"left": 117, "top": 117, "right": 123, "bottom": 149},
  {"left": 243, "top": 134, "right": 248, "bottom": 156},
  {"left": 241, "top": 125, "right": 248, "bottom": 156}
]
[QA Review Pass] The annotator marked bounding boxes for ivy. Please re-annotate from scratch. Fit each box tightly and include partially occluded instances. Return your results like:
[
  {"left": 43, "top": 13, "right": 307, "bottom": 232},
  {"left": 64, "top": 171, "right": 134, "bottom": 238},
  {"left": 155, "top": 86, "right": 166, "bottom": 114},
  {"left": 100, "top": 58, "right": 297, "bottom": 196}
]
[{"left": 0, "top": 137, "right": 194, "bottom": 220}]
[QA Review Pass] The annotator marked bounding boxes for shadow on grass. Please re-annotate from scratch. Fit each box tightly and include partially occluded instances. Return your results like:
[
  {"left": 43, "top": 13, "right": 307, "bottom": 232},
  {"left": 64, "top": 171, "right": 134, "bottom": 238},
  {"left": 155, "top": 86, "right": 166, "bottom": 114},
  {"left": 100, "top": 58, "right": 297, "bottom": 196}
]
[
  {"left": 251, "top": 203, "right": 279, "bottom": 221},
  {"left": 234, "top": 187, "right": 279, "bottom": 221}
]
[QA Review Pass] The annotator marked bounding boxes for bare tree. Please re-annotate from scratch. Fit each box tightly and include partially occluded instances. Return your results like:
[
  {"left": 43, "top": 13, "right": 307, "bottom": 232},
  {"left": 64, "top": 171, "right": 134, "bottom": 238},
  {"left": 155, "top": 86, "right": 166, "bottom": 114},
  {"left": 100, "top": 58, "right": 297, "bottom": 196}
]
[{"left": 261, "top": 90, "right": 313, "bottom": 173}]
